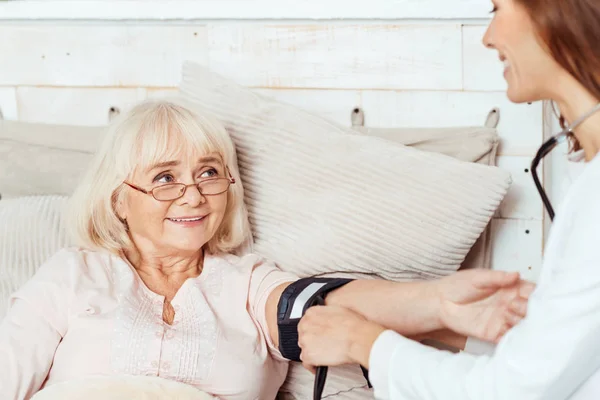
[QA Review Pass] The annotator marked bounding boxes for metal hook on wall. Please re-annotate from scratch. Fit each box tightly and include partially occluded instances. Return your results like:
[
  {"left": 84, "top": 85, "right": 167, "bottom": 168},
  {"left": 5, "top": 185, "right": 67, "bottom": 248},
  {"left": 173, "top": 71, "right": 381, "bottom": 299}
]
[
  {"left": 485, "top": 107, "right": 500, "bottom": 128},
  {"left": 350, "top": 107, "right": 365, "bottom": 127},
  {"left": 108, "top": 106, "right": 121, "bottom": 122}
]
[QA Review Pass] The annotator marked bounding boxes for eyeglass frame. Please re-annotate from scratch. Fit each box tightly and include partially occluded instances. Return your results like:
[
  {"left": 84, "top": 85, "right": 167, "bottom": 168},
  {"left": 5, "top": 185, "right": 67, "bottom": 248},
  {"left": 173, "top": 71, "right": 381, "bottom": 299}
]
[{"left": 123, "top": 167, "right": 236, "bottom": 201}]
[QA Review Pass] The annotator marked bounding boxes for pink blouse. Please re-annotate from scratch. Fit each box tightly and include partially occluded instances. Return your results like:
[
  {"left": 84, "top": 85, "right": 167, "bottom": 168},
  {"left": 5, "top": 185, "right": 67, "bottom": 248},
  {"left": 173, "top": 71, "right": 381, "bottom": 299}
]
[{"left": 0, "top": 247, "right": 298, "bottom": 400}]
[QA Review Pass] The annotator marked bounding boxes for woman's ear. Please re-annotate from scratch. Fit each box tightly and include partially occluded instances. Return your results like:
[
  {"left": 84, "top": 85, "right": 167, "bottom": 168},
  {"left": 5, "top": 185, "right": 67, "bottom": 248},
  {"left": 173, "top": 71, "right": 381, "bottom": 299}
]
[{"left": 112, "top": 189, "right": 128, "bottom": 221}]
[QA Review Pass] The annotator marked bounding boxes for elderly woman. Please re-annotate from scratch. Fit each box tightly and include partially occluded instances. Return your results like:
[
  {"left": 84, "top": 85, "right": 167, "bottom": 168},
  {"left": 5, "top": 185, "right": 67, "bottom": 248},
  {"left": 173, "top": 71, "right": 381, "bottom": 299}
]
[{"left": 0, "top": 99, "right": 532, "bottom": 400}]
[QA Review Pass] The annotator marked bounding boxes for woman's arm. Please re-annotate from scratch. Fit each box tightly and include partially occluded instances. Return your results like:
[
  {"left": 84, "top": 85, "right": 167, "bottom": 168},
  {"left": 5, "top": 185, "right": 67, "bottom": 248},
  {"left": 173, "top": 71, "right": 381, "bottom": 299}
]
[
  {"left": 0, "top": 299, "right": 62, "bottom": 400},
  {"left": 265, "top": 279, "right": 440, "bottom": 350},
  {"left": 324, "top": 279, "right": 442, "bottom": 335},
  {"left": 323, "top": 269, "right": 531, "bottom": 341},
  {"left": 0, "top": 250, "right": 71, "bottom": 400},
  {"left": 266, "top": 268, "right": 531, "bottom": 349}
]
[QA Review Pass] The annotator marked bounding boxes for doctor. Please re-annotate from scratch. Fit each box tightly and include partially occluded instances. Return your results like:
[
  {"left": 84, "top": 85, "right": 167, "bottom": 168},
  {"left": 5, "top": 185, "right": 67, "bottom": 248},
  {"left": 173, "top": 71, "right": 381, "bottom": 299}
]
[{"left": 297, "top": 0, "right": 600, "bottom": 399}]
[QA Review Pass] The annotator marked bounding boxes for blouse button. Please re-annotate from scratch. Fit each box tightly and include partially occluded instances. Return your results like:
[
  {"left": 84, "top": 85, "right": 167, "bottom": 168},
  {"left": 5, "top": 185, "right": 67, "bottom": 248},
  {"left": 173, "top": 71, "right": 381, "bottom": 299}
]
[
  {"left": 165, "top": 332, "right": 175, "bottom": 340},
  {"left": 155, "top": 331, "right": 163, "bottom": 338}
]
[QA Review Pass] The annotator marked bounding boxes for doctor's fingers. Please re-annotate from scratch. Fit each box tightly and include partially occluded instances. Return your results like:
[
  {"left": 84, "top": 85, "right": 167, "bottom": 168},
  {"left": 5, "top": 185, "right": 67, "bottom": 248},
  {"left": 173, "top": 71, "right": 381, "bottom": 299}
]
[
  {"left": 493, "top": 323, "right": 510, "bottom": 344},
  {"left": 518, "top": 280, "right": 536, "bottom": 298},
  {"left": 508, "top": 297, "right": 528, "bottom": 318}
]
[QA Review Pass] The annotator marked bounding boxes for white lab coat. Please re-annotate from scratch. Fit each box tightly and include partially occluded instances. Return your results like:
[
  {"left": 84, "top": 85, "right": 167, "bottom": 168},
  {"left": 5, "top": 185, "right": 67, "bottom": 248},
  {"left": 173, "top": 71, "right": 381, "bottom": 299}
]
[{"left": 368, "top": 152, "right": 600, "bottom": 400}]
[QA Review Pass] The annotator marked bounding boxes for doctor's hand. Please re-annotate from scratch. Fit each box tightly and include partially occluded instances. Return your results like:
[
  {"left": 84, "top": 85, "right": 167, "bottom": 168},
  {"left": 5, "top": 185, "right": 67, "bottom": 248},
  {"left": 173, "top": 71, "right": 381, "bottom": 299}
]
[
  {"left": 298, "top": 305, "right": 386, "bottom": 372},
  {"left": 435, "top": 269, "right": 536, "bottom": 343}
]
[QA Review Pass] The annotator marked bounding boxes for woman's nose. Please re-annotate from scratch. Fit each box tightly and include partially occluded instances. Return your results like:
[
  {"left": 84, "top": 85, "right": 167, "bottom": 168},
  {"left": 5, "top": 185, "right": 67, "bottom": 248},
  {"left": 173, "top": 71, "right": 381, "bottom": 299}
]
[
  {"left": 482, "top": 24, "right": 495, "bottom": 49},
  {"left": 180, "top": 183, "right": 206, "bottom": 206}
]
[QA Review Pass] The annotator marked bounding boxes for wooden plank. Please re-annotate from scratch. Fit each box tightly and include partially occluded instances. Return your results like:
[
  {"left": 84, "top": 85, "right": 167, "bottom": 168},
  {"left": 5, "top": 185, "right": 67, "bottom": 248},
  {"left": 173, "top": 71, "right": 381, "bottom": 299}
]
[
  {"left": 0, "top": 88, "right": 18, "bottom": 120},
  {"left": 490, "top": 218, "right": 543, "bottom": 281},
  {"left": 463, "top": 25, "right": 507, "bottom": 91},
  {"left": 496, "top": 156, "right": 542, "bottom": 220},
  {"left": 0, "top": 1, "right": 495, "bottom": 21},
  {"left": 146, "top": 88, "right": 180, "bottom": 99},
  {"left": 16, "top": 87, "right": 147, "bottom": 126},
  {"left": 0, "top": 26, "right": 209, "bottom": 87},
  {"left": 207, "top": 24, "right": 463, "bottom": 90},
  {"left": 253, "top": 88, "right": 363, "bottom": 127}
]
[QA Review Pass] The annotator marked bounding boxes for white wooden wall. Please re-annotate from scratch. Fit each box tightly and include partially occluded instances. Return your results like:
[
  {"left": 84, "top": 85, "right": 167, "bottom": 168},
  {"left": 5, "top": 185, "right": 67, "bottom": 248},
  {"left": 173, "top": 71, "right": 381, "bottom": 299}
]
[{"left": 0, "top": 0, "right": 548, "bottom": 281}]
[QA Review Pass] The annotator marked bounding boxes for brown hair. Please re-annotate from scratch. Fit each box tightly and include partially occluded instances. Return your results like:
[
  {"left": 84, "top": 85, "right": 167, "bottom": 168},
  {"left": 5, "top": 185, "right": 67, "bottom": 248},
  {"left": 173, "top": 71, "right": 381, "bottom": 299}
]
[{"left": 516, "top": 0, "right": 600, "bottom": 150}]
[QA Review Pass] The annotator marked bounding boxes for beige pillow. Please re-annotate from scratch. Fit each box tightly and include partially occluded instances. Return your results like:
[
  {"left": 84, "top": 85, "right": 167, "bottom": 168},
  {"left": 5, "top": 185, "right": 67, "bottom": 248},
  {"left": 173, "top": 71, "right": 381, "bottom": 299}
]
[
  {"left": 178, "top": 61, "right": 511, "bottom": 281},
  {"left": 351, "top": 123, "right": 499, "bottom": 272},
  {"left": 0, "top": 120, "right": 103, "bottom": 198},
  {"left": 0, "top": 195, "right": 72, "bottom": 320},
  {"left": 352, "top": 125, "right": 498, "bottom": 165}
]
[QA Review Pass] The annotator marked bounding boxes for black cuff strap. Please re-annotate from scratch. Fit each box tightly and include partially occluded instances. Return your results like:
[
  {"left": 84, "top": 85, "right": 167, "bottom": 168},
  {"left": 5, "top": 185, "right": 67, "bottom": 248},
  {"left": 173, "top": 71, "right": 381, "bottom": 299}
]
[
  {"left": 276, "top": 277, "right": 372, "bottom": 399},
  {"left": 277, "top": 277, "right": 354, "bottom": 362}
]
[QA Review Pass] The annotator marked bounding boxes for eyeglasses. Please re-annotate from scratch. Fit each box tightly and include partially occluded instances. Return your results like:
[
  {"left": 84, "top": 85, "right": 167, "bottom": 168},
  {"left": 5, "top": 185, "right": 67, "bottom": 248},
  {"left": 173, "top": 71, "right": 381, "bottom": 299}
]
[{"left": 123, "top": 169, "right": 236, "bottom": 202}]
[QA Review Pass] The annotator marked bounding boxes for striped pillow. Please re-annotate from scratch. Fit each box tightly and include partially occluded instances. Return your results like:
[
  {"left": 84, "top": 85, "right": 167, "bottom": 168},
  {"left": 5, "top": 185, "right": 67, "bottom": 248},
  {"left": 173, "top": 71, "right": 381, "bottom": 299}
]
[
  {"left": 178, "top": 61, "right": 511, "bottom": 281},
  {"left": 0, "top": 195, "right": 71, "bottom": 320}
]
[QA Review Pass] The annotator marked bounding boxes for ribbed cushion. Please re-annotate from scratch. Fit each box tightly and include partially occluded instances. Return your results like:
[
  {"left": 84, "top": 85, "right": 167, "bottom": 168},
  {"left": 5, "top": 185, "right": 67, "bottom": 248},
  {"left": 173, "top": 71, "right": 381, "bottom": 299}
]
[
  {"left": 179, "top": 62, "right": 512, "bottom": 281},
  {"left": 351, "top": 125, "right": 500, "bottom": 272},
  {"left": 0, "top": 196, "right": 71, "bottom": 319}
]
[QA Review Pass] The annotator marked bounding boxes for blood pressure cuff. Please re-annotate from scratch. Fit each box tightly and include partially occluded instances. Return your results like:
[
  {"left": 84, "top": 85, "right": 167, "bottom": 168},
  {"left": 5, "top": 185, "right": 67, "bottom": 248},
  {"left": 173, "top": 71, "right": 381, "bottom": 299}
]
[{"left": 277, "top": 277, "right": 354, "bottom": 362}]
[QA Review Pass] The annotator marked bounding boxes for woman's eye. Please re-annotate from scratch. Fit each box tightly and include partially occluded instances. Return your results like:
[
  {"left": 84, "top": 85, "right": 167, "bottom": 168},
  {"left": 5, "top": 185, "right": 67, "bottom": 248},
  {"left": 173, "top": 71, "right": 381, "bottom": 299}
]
[
  {"left": 154, "top": 174, "right": 175, "bottom": 184},
  {"left": 200, "top": 168, "right": 219, "bottom": 178}
]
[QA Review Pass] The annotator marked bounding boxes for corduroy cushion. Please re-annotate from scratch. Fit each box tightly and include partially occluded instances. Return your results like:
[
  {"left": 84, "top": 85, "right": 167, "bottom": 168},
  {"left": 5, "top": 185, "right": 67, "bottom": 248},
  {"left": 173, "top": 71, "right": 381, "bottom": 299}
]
[
  {"left": 178, "top": 61, "right": 511, "bottom": 281},
  {"left": 0, "top": 195, "right": 71, "bottom": 319}
]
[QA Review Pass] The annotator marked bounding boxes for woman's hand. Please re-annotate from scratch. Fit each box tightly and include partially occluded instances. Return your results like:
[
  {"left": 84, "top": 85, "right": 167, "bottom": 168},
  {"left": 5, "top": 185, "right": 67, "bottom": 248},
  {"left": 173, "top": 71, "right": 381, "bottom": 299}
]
[
  {"left": 298, "top": 305, "right": 385, "bottom": 372},
  {"left": 435, "top": 269, "right": 535, "bottom": 343}
]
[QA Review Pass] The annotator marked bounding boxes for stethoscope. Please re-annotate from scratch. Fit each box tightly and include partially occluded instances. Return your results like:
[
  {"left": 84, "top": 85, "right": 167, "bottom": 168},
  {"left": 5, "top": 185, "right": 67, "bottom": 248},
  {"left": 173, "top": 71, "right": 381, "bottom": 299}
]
[{"left": 531, "top": 102, "right": 600, "bottom": 221}]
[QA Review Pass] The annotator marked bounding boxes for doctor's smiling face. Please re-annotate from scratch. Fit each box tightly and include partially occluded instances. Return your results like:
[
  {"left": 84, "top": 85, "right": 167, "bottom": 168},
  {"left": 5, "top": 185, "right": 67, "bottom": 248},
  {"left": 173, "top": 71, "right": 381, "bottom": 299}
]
[{"left": 482, "top": 0, "right": 566, "bottom": 104}]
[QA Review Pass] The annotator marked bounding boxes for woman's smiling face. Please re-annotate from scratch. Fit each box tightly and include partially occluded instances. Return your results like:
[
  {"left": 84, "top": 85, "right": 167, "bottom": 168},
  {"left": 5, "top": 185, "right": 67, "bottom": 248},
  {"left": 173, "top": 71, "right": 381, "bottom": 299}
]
[
  {"left": 482, "top": 0, "right": 565, "bottom": 103},
  {"left": 120, "top": 152, "right": 230, "bottom": 256}
]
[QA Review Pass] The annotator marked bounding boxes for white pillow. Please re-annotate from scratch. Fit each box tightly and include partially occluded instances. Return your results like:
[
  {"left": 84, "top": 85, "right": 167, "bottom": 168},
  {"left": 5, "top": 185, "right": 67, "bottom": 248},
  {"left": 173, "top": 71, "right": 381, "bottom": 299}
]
[
  {"left": 178, "top": 62, "right": 512, "bottom": 281},
  {"left": 0, "top": 195, "right": 71, "bottom": 319},
  {"left": 31, "top": 375, "right": 214, "bottom": 400}
]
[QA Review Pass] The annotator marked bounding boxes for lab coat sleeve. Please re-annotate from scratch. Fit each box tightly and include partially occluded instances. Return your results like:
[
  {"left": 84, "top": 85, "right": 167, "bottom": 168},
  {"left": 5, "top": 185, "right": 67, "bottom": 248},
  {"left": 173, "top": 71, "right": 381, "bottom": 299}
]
[{"left": 368, "top": 188, "right": 600, "bottom": 400}]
